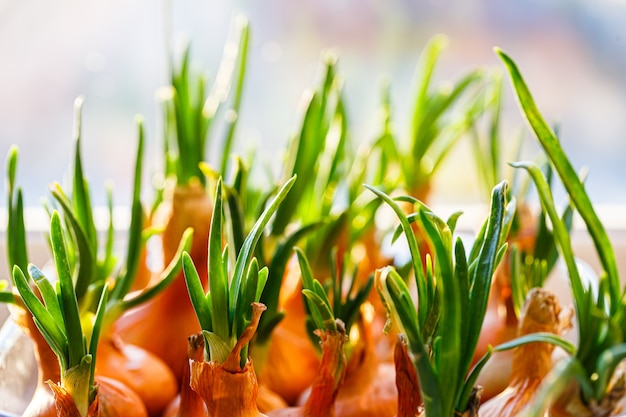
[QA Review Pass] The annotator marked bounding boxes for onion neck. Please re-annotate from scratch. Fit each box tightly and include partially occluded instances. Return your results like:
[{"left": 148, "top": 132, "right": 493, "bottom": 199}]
[
  {"left": 303, "top": 327, "right": 347, "bottom": 417},
  {"left": 511, "top": 288, "right": 567, "bottom": 385},
  {"left": 394, "top": 335, "right": 420, "bottom": 417},
  {"left": 176, "top": 334, "right": 206, "bottom": 417}
]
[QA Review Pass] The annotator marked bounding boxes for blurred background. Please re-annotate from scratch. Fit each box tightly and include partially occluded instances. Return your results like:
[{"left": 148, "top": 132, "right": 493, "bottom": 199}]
[{"left": 1, "top": 0, "right": 626, "bottom": 213}]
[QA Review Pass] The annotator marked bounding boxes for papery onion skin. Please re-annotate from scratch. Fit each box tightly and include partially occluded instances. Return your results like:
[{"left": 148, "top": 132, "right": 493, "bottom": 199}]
[
  {"left": 45, "top": 376, "right": 147, "bottom": 417},
  {"left": 162, "top": 333, "right": 209, "bottom": 417},
  {"left": 298, "top": 310, "right": 398, "bottom": 417},
  {"left": 188, "top": 303, "right": 268, "bottom": 417},
  {"left": 394, "top": 335, "right": 421, "bottom": 417},
  {"left": 479, "top": 288, "right": 571, "bottom": 417},
  {"left": 191, "top": 359, "right": 267, "bottom": 417}
]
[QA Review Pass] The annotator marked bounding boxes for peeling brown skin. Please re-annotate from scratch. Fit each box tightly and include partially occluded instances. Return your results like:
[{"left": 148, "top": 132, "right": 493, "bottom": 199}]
[
  {"left": 190, "top": 303, "right": 268, "bottom": 417},
  {"left": 115, "top": 181, "right": 213, "bottom": 382},
  {"left": 162, "top": 334, "right": 207, "bottom": 417},
  {"left": 394, "top": 335, "right": 421, "bottom": 417},
  {"left": 300, "top": 311, "right": 398, "bottom": 417},
  {"left": 48, "top": 376, "right": 147, "bottom": 417},
  {"left": 268, "top": 322, "right": 348, "bottom": 417},
  {"left": 479, "top": 288, "right": 571, "bottom": 417}
]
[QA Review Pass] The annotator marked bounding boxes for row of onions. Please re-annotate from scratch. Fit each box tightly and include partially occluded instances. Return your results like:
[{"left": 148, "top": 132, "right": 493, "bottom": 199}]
[{"left": 1, "top": 14, "right": 625, "bottom": 417}]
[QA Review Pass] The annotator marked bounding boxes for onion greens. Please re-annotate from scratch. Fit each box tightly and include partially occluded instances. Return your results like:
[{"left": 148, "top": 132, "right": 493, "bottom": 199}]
[
  {"left": 497, "top": 47, "right": 626, "bottom": 415},
  {"left": 183, "top": 175, "right": 296, "bottom": 367},
  {"left": 161, "top": 16, "right": 249, "bottom": 187},
  {"left": 46, "top": 98, "right": 192, "bottom": 329},
  {"left": 370, "top": 181, "right": 511, "bottom": 416}
]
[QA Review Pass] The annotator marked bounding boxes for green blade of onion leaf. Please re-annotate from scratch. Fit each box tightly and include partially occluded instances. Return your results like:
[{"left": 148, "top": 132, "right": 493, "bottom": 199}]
[
  {"left": 493, "top": 332, "right": 576, "bottom": 356},
  {"left": 418, "top": 209, "right": 459, "bottom": 417},
  {"left": 410, "top": 34, "right": 447, "bottom": 152},
  {"left": 509, "top": 163, "right": 585, "bottom": 330},
  {"left": 203, "top": 330, "right": 231, "bottom": 364},
  {"left": 110, "top": 117, "right": 145, "bottom": 302},
  {"left": 255, "top": 266, "right": 269, "bottom": 304},
  {"left": 296, "top": 248, "right": 327, "bottom": 333},
  {"left": 464, "top": 181, "right": 507, "bottom": 374},
  {"left": 229, "top": 175, "right": 297, "bottom": 323},
  {"left": 209, "top": 178, "right": 230, "bottom": 340},
  {"left": 302, "top": 289, "right": 336, "bottom": 332},
  {"left": 364, "top": 184, "right": 428, "bottom": 326},
  {"left": 71, "top": 98, "right": 98, "bottom": 257},
  {"left": 454, "top": 238, "right": 471, "bottom": 367},
  {"left": 50, "top": 183, "right": 95, "bottom": 302},
  {"left": 183, "top": 252, "right": 213, "bottom": 334},
  {"left": 50, "top": 211, "right": 85, "bottom": 368},
  {"left": 0, "top": 289, "right": 14, "bottom": 304},
  {"left": 97, "top": 184, "right": 116, "bottom": 284},
  {"left": 235, "top": 258, "right": 260, "bottom": 338},
  {"left": 378, "top": 266, "right": 443, "bottom": 417},
  {"left": 88, "top": 284, "right": 108, "bottom": 392},
  {"left": 258, "top": 222, "right": 322, "bottom": 342},
  {"left": 496, "top": 48, "right": 620, "bottom": 312},
  {"left": 13, "top": 265, "right": 67, "bottom": 363},
  {"left": 28, "top": 264, "right": 64, "bottom": 326},
  {"left": 219, "top": 16, "right": 249, "bottom": 175},
  {"left": 458, "top": 346, "right": 493, "bottom": 412},
  {"left": 6, "top": 146, "right": 29, "bottom": 277},
  {"left": 119, "top": 228, "right": 193, "bottom": 313},
  {"left": 271, "top": 55, "right": 336, "bottom": 236}
]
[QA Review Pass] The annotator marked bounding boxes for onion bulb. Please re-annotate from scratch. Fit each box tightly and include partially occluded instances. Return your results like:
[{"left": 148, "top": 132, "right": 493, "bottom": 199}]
[{"left": 479, "top": 288, "right": 571, "bottom": 417}]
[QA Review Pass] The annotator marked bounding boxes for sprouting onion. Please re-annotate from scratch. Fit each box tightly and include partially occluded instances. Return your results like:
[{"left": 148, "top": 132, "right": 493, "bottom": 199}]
[
  {"left": 12, "top": 211, "right": 108, "bottom": 417},
  {"left": 370, "top": 181, "right": 511, "bottom": 417},
  {"left": 180, "top": 175, "right": 294, "bottom": 415},
  {"left": 497, "top": 47, "right": 626, "bottom": 416},
  {"left": 184, "top": 174, "right": 294, "bottom": 365},
  {"left": 41, "top": 98, "right": 192, "bottom": 416}
]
